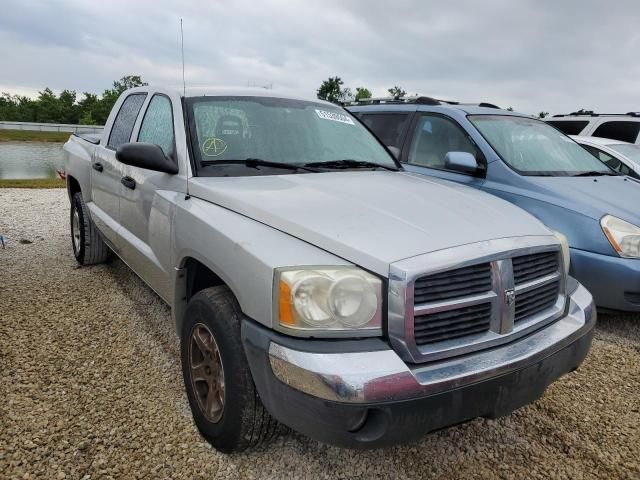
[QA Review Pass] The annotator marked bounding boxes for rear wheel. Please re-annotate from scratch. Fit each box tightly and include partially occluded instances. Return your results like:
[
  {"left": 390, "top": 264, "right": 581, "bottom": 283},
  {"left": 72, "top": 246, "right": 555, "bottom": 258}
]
[
  {"left": 70, "top": 192, "right": 110, "bottom": 265},
  {"left": 181, "top": 286, "right": 280, "bottom": 453}
]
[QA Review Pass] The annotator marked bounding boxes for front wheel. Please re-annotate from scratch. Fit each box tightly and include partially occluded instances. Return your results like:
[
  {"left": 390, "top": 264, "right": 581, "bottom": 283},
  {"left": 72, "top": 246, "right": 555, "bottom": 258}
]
[
  {"left": 70, "top": 192, "right": 110, "bottom": 265},
  {"left": 181, "top": 286, "right": 280, "bottom": 453}
]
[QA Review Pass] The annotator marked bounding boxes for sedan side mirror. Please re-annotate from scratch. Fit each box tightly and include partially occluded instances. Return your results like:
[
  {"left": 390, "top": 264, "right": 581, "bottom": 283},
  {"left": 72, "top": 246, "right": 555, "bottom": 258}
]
[
  {"left": 116, "top": 142, "right": 179, "bottom": 174},
  {"left": 445, "top": 151, "right": 479, "bottom": 174}
]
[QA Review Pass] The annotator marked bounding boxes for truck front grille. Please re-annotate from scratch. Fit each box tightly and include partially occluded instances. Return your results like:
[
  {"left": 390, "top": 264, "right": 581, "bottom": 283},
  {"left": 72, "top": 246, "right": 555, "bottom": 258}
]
[
  {"left": 414, "top": 302, "right": 492, "bottom": 346},
  {"left": 388, "top": 241, "right": 566, "bottom": 363}
]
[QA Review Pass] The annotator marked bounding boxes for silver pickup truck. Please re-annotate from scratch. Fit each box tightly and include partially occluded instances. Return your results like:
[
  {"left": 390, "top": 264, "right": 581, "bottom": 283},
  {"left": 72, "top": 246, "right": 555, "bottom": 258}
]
[{"left": 64, "top": 87, "right": 595, "bottom": 452}]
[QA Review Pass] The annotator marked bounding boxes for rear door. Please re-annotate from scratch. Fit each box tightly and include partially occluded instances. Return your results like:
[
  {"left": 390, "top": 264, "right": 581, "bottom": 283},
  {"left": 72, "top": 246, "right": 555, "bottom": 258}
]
[
  {"left": 90, "top": 93, "right": 147, "bottom": 248},
  {"left": 118, "top": 93, "right": 183, "bottom": 300},
  {"left": 400, "top": 112, "right": 487, "bottom": 187}
]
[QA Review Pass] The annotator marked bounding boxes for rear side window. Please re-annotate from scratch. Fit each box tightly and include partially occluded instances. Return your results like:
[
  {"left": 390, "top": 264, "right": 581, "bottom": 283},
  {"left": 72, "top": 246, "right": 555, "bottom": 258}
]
[
  {"left": 592, "top": 121, "right": 640, "bottom": 143},
  {"left": 359, "top": 113, "right": 410, "bottom": 148},
  {"left": 137, "top": 95, "right": 175, "bottom": 156},
  {"left": 546, "top": 120, "right": 589, "bottom": 135},
  {"left": 407, "top": 114, "right": 480, "bottom": 171},
  {"left": 107, "top": 93, "right": 147, "bottom": 149}
]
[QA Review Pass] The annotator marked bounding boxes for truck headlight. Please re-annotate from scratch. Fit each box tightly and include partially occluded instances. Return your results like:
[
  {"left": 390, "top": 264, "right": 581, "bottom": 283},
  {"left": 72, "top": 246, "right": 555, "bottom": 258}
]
[
  {"left": 552, "top": 230, "right": 571, "bottom": 273},
  {"left": 275, "top": 267, "right": 382, "bottom": 337},
  {"left": 601, "top": 215, "right": 640, "bottom": 258}
]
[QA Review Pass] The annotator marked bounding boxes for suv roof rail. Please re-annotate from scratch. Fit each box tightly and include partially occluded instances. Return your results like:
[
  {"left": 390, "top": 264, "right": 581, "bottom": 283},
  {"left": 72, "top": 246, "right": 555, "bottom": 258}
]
[
  {"left": 552, "top": 111, "right": 640, "bottom": 118},
  {"left": 348, "top": 96, "right": 441, "bottom": 106},
  {"left": 348, "top": 96, "right": 501, "bottom": 109}
]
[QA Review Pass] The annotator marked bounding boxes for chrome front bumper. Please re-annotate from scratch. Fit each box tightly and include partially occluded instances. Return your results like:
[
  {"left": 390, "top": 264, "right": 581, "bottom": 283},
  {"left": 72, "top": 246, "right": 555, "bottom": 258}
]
[{"left": 268, "top": 282, "right": 595, "bottom": 404}]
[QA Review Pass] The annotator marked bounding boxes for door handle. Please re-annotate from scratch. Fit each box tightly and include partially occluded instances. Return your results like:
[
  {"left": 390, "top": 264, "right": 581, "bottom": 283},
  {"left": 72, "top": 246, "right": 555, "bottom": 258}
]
[
  {"left": 92, "top": 162, "right": 104, "bottom": 172},
  {"left": 121, "top": 176, "right": 136, "bottom": 190}
]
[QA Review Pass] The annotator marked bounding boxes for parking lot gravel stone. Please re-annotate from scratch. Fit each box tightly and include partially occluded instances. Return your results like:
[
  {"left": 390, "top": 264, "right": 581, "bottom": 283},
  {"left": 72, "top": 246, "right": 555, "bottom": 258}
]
[{"left": 1, "top": 188, "right": 639, "bottom": 479}]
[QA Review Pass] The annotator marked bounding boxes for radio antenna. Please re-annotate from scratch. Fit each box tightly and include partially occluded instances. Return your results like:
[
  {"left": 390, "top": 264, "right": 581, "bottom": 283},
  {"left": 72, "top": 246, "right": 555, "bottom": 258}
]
[
  {"left": 180, "top": 18, "right": 186, "bottom": 96},
  {"left": 180, "top": 18, "right": 191, "bottom": 200}
]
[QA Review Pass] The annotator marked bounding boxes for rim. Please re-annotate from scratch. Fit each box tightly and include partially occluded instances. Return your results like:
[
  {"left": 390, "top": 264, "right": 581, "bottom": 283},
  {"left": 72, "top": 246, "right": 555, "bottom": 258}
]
[
  {"left": 189, "top": 323, "right": 225, "bottom": 423},
  {"left": 72, "top": 209, "right": 81, "bottom": 253}
]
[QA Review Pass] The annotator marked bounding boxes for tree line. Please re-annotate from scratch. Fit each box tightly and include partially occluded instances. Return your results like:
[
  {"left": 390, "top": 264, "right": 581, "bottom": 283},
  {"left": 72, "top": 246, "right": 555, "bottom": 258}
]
[
  {"left": 0, "top": 76, "right": 147, "bottom": 125},
  {"left": 315, "top": 76, "right": 549, "bottom": 118}
]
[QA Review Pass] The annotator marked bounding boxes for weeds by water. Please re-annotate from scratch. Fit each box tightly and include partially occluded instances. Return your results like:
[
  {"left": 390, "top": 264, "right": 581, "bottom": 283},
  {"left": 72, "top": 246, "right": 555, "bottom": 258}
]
[{"left": 0, "top": 129, "right": 70, "bottom": 143}]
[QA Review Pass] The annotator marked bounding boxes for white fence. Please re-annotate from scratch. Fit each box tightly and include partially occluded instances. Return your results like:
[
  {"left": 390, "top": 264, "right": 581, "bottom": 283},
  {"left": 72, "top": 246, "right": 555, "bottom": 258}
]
[{"left": 0, "top": 121, "right": 104, "bottom": 134}]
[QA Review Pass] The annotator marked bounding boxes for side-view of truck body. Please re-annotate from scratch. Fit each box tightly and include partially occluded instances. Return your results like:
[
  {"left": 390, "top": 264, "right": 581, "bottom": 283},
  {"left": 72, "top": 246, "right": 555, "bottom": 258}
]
[{"left": 64, "top": 87, "right": 595, "bottom": 452}]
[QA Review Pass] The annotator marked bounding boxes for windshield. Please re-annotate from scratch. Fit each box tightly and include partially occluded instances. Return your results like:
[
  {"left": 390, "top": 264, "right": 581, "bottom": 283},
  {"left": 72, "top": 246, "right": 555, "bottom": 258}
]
[
  {"left": 186, "top": 96, "right": 396, "bottom": 175},
  {"left": 609, "top": 144, "right": 640, "bottom": 165},
  {"left": 469, "top": 115, "right": 613, "bottom": 176}
]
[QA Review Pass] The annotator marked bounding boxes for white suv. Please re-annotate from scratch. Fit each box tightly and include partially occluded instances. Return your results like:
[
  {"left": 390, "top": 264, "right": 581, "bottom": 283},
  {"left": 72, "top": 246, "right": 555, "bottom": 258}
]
[{"left": 546, "top": 111, "right": 640, "bottom": 144}]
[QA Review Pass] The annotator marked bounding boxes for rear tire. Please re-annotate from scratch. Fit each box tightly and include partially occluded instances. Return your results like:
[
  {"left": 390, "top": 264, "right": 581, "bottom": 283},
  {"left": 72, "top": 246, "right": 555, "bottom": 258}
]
[
  {"left": 70, "top": 192, "right": 110, "bottom": 265},
  {"left": 181, "top": 286, "right": 279, "bottom": 453}
]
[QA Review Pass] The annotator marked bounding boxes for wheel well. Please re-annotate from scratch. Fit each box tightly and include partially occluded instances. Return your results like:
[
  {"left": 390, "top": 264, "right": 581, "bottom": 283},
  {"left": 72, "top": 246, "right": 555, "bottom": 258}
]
[
  {"left": 67, "top": 175, "right": 81, "bottom": 200},
  {"left": 184, "top": 258, "right": 225, "bottom": 301}
]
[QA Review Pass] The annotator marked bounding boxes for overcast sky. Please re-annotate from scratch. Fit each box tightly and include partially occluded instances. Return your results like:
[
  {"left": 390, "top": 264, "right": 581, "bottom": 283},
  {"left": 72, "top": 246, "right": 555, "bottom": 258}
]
[{"left": 1, "top": 0, "right": 639, "bottom": 115}]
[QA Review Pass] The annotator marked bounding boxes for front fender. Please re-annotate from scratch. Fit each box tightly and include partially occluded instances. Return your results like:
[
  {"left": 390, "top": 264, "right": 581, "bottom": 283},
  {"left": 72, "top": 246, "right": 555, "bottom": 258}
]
[{"left": 172, "top": 196, "right": 351, "bottom": 336}]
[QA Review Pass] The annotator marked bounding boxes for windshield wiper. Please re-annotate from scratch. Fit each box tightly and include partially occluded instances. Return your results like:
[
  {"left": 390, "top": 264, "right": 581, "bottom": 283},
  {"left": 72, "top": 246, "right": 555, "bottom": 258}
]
[
  {"left": 304, "top": 159, "right": 398, "bottom": 171},
  {"left": 200, "top": 158, "right": 320, "bottom": 172},
  {"left": 571, "top": 170, "right": 619, "bottom": 177}
]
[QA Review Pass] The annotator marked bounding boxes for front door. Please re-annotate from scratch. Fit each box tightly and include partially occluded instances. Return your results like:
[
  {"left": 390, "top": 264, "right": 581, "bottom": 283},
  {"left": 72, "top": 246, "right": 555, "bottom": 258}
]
[
  {"left": 89, "top": 93, "right": 147, "bottom": 249},
  {"left": 118, "top": 94, "right": 182, "bottom": 301}
]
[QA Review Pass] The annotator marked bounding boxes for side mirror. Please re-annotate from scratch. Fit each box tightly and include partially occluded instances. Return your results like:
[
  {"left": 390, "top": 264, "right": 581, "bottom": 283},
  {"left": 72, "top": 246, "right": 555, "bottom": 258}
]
[
  {"left": 387, "top": 146, "right": 401, "bottom": 160},
  {"left": 444, "top": 151, "right": 479, "bottom": 174},
  {"left": 116, "top": 142, "right": 178, "bottom": 174}
]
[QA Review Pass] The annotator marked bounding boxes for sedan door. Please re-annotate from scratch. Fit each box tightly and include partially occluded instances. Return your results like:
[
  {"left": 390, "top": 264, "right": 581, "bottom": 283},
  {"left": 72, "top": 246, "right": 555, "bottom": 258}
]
[
  {"left": 90, "top": 93, "right": 147, "bottom": 249},
  {"left": 118, "top": 94, "right": 183, "bottom": 301}
]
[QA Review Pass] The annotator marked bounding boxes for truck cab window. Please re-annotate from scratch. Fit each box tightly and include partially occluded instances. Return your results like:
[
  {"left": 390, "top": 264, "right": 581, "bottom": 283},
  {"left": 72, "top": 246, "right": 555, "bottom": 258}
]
[
  {"left": 107, "top": 93, "right": 147, "bottom": 149},
  {"left": 137, "top": 95, "right": 175, "bottom": 157},
  {"left": 407, "top": 114, "right": 478, "bottom": 170}
]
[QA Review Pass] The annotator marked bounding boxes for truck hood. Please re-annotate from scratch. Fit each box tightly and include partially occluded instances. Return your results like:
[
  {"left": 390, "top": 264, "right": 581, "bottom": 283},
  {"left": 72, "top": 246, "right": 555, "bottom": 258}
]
[
  {"left": 189, "top": 171, "right": 551, "bottom": 275},
  {"left": 524, "top": 175, "right": 640, "bottom": 224}
]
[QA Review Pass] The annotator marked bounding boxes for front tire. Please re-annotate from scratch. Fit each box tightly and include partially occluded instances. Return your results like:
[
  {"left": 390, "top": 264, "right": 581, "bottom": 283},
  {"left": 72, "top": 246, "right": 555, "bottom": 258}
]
[
  {"left": 181, "top": 286, "right": 279, "bottom": 453},
  {"left": 70, "top": 192, "right": 110, "bottom": 265}
]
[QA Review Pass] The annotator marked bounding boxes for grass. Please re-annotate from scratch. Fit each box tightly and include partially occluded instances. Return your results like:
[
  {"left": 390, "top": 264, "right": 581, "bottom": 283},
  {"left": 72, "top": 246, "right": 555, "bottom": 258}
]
[
  {"left": 0, "top": 129, "right": 71, "bottom": 143},
  {"left": 0, "top": 178, "right": 65, "bottom": 188}
]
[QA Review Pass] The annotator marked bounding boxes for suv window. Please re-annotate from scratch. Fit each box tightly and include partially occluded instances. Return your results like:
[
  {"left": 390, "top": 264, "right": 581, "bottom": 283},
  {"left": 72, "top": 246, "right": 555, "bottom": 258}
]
[
  {"left": 592, "top": 121, "right": 640, "bottom": 143},
  {"left": 407, "top": 114, "right": 479, "bottom": 171},
  {"left": 358, "top": 113, "right": 410, "bottom": 148},
  {"left": 546, "top": 120, "right": 589, "bottom": 135},
  {"left": 582, "top": 144, "right": 631, "bottom": 176},
  {"left": 108, "top": 93, "right": 147, "bottom": 149},
  {"left": 137, "top": 95, "right": 175, "bottom": 156}
]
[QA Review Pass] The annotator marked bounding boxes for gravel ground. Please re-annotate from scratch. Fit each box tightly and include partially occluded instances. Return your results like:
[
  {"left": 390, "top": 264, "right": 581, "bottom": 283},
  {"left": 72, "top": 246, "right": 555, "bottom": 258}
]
[{"left": 1, "top": 188, "right": 639, "bottom": 480}]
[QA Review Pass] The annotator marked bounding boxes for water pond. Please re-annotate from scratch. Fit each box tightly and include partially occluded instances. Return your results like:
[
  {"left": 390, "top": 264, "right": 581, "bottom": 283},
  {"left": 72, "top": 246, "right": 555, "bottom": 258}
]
[{"left": 0, "top": 142, "right": 65, "bottom": 179}]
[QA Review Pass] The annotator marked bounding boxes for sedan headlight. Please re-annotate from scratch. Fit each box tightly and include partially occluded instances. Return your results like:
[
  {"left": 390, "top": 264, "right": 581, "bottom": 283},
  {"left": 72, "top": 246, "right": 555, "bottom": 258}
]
[
  {"left": 552, "top": 230, "right": 571, "bottom": 273},
  {"left": 274, "top": 267, "right": 382, "bottom": 337},
  {"left": 601, "top": 215, "right": 640, "bottom": 258}
]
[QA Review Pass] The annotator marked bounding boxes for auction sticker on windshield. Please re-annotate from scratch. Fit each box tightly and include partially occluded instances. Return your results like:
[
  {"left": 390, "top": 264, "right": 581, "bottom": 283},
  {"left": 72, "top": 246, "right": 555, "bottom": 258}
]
[{"left": 315, "top": 109, "right": 355, "bottom": 125}]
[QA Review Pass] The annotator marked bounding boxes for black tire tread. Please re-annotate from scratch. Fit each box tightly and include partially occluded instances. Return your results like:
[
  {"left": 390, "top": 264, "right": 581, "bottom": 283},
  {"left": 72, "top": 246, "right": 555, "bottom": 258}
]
[{"left": 72, "top": 192, "right": 110, "bottom": 265}]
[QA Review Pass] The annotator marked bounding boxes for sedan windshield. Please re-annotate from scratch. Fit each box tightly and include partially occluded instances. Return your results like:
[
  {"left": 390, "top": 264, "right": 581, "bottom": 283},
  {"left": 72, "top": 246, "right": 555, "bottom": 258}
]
[
  {"left": 609, "top": 144, "right": 640, "bottom": 164},
  {"left": 469, "top": 115, "right": 613, "bottom": 176},
  {"left": 186, "top": 96, "right": 397, "bottom": 175}
]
